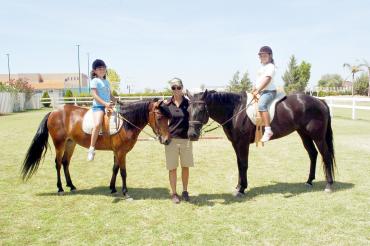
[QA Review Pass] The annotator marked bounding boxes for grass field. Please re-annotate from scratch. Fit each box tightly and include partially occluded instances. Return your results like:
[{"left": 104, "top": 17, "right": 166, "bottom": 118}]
[{"left": 1, "top": 108, "right": 369, "bottom": 245}]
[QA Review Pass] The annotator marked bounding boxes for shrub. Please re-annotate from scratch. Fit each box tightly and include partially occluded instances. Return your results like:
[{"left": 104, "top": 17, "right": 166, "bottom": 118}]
[
  {"left": 65, "top": 89, "right": 73, "bottom": 97},
  {"left": 42, "top": 91, "right": 51, "bottom": 107}
]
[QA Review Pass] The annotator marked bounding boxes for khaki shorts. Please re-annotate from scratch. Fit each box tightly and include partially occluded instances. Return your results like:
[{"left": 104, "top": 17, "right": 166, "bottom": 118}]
[{"left": 165, "top": 138, "right": 194, "bottom": 170}]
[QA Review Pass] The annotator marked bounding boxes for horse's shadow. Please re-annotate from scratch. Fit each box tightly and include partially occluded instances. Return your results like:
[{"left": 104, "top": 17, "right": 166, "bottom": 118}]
[
  {"left": 36, "top": 181, "right": 354, "bottom": 206},
  {"left": 190, "top": 181, "right": 354, "bottom": 206},
  {"left": 37, "top": 186, "right": 171, "bottom": 203}
]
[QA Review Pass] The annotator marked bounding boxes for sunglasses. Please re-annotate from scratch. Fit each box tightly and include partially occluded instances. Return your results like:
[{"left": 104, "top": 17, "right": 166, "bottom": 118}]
[{"left": 171, "top": 86, "right": 182, "bottom": 90}]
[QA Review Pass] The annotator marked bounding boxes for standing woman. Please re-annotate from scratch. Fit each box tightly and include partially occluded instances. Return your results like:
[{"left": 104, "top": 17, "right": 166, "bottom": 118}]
[
  {"left": 88, "top": 59, "right": 118, "bottom": 161},
  {"left": 163, "top": 78, "right": 194, "bottom": 204},
  {"left": 252, "top": 46, "right": 277, "bottom": 142}
]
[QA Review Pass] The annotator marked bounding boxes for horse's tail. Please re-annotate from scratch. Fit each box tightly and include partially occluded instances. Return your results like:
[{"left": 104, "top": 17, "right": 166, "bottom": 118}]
[
  {"left": 325, "top": 112, "right": 336, "bottom": 180},
  {"left": 21, "top": 112, "right": 51, "bottom": 180},
  {"left": 320, "top": 100, "right": 336, "bottom": 181}
]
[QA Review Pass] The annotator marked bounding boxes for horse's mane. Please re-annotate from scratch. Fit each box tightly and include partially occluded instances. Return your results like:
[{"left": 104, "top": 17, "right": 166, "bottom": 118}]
[
  {"left": 205, "top": 91, "right": 242, "bottom": 106},
  {"left": 119, "top": 100, "right": 151, "bottom": 130}
]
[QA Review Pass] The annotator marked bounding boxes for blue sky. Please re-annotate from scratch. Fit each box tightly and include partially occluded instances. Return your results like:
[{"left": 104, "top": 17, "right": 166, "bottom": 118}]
[{"left": 1, "top": 0, "right": 369, "bottom": 92}]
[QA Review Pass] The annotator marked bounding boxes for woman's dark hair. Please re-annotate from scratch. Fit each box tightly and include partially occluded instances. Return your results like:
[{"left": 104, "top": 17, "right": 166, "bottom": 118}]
[
  {"left": 270, "top": 56, "right": 275, "bottom": 65},
  {"left": 91, "top": 59, "right": 107, "bottom": 79},
  {"left": 90, "top": 70, "right": 107, "bottom": 79},
  {"left": 258, "top": 46, "right": 275, "bottom": 65}
]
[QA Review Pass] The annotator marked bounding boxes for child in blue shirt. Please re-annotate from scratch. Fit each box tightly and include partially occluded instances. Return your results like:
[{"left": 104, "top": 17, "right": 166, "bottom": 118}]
[{"left": 88, "top": 59, "right": 117, "bottom": 161}]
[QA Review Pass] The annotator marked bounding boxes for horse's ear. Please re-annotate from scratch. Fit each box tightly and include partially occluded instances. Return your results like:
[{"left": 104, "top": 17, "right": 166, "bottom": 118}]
[
  {"left": 186, "top": 89, "right": 194, "bottom": 100},
  {"left": 201, "top": 89, "right": 208, "bottom": 100}
]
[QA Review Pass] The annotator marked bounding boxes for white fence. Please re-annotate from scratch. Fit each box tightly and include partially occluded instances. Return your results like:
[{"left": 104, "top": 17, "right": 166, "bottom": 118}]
[
  {"left": 41, "top": 96, "right": 172, "bottom": 108},
  {"left": 28, "top": 95, "right": 370, "bottom": 121},
  {"left": 318, "top": 96, "right": 370, "bottom": 120},
  {"left": 0, "top": 93, "right": 42, "bottom": 114}
]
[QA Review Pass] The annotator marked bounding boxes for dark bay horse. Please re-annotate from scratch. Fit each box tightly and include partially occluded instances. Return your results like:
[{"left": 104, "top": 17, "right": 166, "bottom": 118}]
[
  {"left": 187, "top": 90, "right": 336, "bottom": 196},
  {"left": 21, "top": 99, "right": 171, "bottom": 197}
]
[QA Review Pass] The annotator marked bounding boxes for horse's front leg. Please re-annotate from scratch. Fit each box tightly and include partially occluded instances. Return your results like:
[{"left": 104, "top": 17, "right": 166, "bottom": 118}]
[
  {"left": 115, "top": 151, "right": 129, "bottom": 197},
  {"left": 109, "top": 155, "right": 119, "bottom": 194},
  {"left": 233, "top": 141, "right": 250, "bottom": 196}
]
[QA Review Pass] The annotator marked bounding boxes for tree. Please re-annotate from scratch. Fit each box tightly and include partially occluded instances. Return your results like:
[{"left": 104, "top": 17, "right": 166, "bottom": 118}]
[
  {"left": 343, "top": 62, "right": 363, "bottom": 96},
  {"left": 359, "top": 59, "right": 370, "bottom": 96},
  {"left": 107, "top": 68, "right": 121, "bottom": 91},
  {"left": 318, "top": 74, "right": 344, "bottom": 87},
  {"left": 353, "top": 73, "right": 369, "bottom": 96},
  {"left": 65, "top": 89, "right": 73, "bottom": 97},
  {"left": 227, "top": 70, "right": 252, "bottom": 92},
  {"left": 282, "top": 55, "right": 311, "bottom": 94},
  {"left": 240, "top": 71, "right": 253, "bottom": 92},
  {"left": 42, "top": 91, "right": 51, "bottom": 107}
]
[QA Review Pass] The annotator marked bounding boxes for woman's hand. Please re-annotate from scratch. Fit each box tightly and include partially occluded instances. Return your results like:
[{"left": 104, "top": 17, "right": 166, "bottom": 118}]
[
  {"left": 104, "top": 102, "right": 113, "bottom": 109},
  {"left": 252, "top": 89, "right": 260, "bottom": 100}
]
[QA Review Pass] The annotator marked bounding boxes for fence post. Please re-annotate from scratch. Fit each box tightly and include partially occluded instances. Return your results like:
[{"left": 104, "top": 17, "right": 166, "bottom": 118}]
[
  {"left": 352, "top": 97, "right": 356, "bottom": 120},
  {"left": 74, "top": 97, "right": 77, "bottom": 106},
  {"left": 329, "top": 96, "right": 333, "bottom": 117}
]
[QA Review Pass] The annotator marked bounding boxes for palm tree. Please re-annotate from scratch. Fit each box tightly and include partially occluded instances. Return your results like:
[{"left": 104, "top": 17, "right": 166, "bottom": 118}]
[
  {"left": 359, "top": 60, "right": 370, "bottom": 97},
  {"left": 343, "top": 63, "right": 363, "bottom": 96}
]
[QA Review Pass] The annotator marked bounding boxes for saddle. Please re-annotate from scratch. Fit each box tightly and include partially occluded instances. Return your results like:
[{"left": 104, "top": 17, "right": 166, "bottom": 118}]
[
  {"left": 82, "top": 108, "right": 123, "bottom": 136},
  {"left": 246, "top": 92, "right": 286, "bottom": 146}
]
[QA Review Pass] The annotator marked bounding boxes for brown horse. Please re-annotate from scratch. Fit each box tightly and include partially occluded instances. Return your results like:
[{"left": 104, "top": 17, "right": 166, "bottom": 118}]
[
  {"left": 21, "top": 99, "right": 171, "bottom": 196},
  {"left": 187, "top": 90, "right": 336, "bottom": 196}
]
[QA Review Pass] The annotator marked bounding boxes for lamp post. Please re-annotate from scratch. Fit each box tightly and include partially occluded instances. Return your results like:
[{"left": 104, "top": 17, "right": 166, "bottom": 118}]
[
  {"left": 87, "top": 52, "right": 90, "bottom": 93},
  {"left": 76, "top": 45, "right": 81, "bottom": 94},
  {"left": 5, "top": 53, "right": 10, "bottom": 81}
]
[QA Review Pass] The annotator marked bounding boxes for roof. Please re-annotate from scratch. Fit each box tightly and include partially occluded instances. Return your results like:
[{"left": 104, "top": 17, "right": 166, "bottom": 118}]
[{"left": 0, "top": 73, "right": 89, "bottom": 90}]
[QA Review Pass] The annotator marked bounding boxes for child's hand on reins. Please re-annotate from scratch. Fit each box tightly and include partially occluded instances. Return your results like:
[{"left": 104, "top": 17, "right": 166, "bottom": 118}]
[{"left": 252, "top": 89, "right": 260, "bottom": 100}]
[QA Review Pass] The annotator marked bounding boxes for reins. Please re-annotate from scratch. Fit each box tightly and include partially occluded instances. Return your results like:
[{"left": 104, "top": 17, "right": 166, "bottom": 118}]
[
  {"left": 115, "top": 103, "right": 160, "bottom": 140},
  {"left": 189, "top": 95, "right": 258, "bottom": 136}
]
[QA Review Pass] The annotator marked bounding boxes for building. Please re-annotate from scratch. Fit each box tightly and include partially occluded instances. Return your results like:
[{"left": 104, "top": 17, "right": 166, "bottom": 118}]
[{"left": 0, "top": 73, "right": 90, "bottom": 95}]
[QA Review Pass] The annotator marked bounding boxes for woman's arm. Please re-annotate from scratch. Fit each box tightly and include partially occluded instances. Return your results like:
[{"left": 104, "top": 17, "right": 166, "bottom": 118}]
[
  {"left": 255, "top": 76, "right": 272, "bottom": 93},
  {"left": 91, "top": 88, "right": 111, "bottom": 107}
]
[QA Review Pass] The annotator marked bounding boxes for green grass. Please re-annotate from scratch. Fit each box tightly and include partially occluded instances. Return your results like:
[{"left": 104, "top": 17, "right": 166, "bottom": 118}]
[{"left": 0, "top": 109, "right": 369, "bottom": 245}]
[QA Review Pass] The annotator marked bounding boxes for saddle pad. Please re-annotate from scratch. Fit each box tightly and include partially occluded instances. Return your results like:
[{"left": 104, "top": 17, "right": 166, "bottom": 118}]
[
  {"left": 246, "top": 92, "right": 286, "bottom": 125},
  {"left": 82, "top": 109, "right": 123, "bottom": 135}
]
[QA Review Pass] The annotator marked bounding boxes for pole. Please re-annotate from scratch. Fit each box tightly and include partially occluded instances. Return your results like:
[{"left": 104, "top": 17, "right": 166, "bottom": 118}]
[
  {"left": 352, "top": 73, "right": 354, "bottom": 97},
  {"left": 76, "top": 45, "right": 81, "bottom": 94},
  {"left": 87, "top": 52, "right": 90, "bottom": 93},
  {"left": 6, "top": 54, "right": 10, "bottom": 81}
]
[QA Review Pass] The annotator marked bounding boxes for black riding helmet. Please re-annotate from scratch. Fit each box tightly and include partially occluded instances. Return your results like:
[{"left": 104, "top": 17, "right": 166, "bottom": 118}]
[
  {"left": 92, "top": 59, "right": 106, "bottom": 70},
  {"left": 258, "top": 46, "right": 273, "bottom": 55}
]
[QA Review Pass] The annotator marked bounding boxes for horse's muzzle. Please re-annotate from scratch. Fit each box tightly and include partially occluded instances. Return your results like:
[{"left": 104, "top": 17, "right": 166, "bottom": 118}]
[
  {"left": 159, "top": 136, "right": 171, "bottom": 145},
  {"left": 188, "top": 130, "right": 200, "bottom": 141}
]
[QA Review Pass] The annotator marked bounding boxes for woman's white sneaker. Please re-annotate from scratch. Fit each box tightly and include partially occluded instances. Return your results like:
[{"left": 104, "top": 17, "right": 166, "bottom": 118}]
[
  {"left": 87, "top": 147, "right": 95, "bottom": 161},
  {"left": 261, "top": 131, "right": 273, "bottom": 142}
]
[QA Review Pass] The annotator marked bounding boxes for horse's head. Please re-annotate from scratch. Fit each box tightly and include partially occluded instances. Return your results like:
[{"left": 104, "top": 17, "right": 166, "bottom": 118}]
[
  {"left": 186, "top": 89, "right": 209, "bottom": 141},
  {"left": 148, "top": 99, "right": 171, "bottom": 145}
]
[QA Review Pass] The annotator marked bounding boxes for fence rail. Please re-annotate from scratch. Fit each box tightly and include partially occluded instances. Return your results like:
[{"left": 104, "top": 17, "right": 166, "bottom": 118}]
[
  {"left": 40, "top": 95, "right": 172, "bottom": 106},
  {"left": 39, "top": 95, "right": 370, "bottom": 120},
  {"left": 317, "top": 96, "right": 370, "bottom": 120}
]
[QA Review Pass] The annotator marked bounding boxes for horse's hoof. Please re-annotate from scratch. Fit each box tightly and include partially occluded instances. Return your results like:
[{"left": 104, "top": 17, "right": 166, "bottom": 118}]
[
  {"left": 111, "top": 189, "right": 117, "bottom": 194},
  {"left": 324, "top": 184, "right": 333, "bottom": 193},
  {"left": 70, "top": 188, "right": 77, "bottom": 192},
  {"left": 305, "top": 182, "right": 313, "bottom": 188},
  {"left": 233, "top": 190, "right": 244, "bottom": 198},
  {"left": 57, "top": 191, "right": 64, "bottom": 196}
]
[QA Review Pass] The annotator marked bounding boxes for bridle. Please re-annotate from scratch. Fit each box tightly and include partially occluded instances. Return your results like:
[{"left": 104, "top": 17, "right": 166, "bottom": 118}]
[
  {"left": 188, "top": 96, "right": 257, "bottom": 135},
  {"left": 116, "top": 101, "right": 164, "bottom": 139}
]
